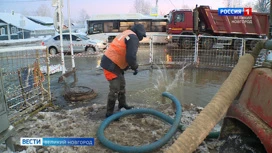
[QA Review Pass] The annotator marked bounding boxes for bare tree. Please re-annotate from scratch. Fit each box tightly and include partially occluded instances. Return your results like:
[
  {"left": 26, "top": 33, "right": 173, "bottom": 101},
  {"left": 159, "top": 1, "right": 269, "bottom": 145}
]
[
  {"left": 254, "top": 0, "right": 270, "bottom": 12},
  {"left": 21, "top": 9, "right": 30, "bottom": 16},
  {"left": 159, "top": 10, "right": 166, "bottom": 16},
  {"left": 133, "top": 0, "right": 151, "bottom": 15},
  {"left": 224, "top": 0, "right": 232, "bottom": 7},
  {"left": 243, "top": 1, "right": 255, "bottom": 8},
  {"left": 224, "top": 0, "right": 241, "bottom": 7},
  {"left": 35, "top": 4, "right": 52, "bottom": 17},
  {"left": 181, "top": 4, "right": 189, "bottom": 9},
  {"left": 77, "top": 9, "right": 90, "bottom": 25}
]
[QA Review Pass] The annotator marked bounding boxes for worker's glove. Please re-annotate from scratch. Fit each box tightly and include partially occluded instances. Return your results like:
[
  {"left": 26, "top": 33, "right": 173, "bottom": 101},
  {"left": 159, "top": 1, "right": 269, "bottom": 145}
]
[
  {"left": 133, "top": 69, "right": 138, "bottom": 75},
  {"left": 131, "top": 64, "right": 138, "bottom": 71}
]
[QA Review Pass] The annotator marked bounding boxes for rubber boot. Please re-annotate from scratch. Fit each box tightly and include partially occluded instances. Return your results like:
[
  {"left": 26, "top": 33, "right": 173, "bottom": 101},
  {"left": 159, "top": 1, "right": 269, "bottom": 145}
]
[
  {"left": 118, "top": 93, "right": 134, "bottom": 110},
  {"left": 105, "top": 99, "right": 120, "bottom": 121},
  {"left": 105, "top": 99, "right": 115, "bottom": 118}
]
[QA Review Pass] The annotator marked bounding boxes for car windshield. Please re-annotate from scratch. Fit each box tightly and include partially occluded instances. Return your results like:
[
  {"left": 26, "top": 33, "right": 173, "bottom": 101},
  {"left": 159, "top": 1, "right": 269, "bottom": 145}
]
[{"left": 76, "top": 34, "right": 89, "bottom": 40}]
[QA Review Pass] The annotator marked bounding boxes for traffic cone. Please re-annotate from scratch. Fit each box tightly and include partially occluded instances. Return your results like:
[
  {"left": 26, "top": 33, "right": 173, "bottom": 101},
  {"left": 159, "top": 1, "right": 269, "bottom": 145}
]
[{"left": 166, "top": 54, "right": 172, "bottom": 62}]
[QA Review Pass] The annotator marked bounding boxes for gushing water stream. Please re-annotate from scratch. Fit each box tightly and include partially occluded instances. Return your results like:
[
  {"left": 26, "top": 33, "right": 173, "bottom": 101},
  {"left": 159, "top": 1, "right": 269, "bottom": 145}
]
[{"left": 153, "top": 62, "right": 190, "bottom": 92}]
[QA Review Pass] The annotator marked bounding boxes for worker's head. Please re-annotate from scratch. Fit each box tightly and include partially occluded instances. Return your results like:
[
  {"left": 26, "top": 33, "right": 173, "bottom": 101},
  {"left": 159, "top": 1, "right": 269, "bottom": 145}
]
[{"left": 131, "top": 24, "right": 146, "bottom": 41}]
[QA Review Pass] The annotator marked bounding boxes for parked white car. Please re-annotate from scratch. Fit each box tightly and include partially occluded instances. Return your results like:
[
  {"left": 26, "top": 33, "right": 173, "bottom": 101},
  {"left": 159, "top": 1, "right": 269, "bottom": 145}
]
[
  {"left": 42, "top": 33, "right": 104, "bottom": 55},
  {"left": 88, "top": 38, "right": 107, "bottom": 51}
]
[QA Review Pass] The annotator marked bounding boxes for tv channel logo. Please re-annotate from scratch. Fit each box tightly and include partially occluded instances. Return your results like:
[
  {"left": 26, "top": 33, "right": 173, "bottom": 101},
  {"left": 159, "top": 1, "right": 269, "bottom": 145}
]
[
  {"left": 20, "top": 137, "right": 94, "bottom": 146},
  {"left": 20, "top": 137, "right": 43, "bottom": 146},
  {"left": 218, "top": 8, "right": 252, "bottom": 16}
]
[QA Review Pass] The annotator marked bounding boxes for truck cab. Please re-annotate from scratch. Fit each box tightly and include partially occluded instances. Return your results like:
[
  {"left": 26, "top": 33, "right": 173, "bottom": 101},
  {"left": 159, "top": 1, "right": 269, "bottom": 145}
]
[
  {"left": 165, "top": 9, "right": 193, "bottom": 35},
  {"left": 165, "top": 7, "right": 214, "bottom": 49}
]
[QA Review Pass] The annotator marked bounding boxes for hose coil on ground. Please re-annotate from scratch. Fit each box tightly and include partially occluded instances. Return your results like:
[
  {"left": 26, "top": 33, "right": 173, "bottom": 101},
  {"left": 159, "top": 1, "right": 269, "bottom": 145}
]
[{"left": 97, "top": 92, "right": 182, "bottom": 153}]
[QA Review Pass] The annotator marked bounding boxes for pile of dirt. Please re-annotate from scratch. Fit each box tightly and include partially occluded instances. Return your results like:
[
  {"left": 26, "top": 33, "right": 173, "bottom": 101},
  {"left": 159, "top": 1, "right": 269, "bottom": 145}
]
[{"left": 1, "top": 102, "right": 223, "bottom": 153}]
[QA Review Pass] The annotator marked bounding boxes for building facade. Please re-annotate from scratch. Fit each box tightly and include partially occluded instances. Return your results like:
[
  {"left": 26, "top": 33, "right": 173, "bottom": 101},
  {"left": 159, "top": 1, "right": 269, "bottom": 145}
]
[{"left": 0, "top": 13, "right": 55, "bottom": 40}]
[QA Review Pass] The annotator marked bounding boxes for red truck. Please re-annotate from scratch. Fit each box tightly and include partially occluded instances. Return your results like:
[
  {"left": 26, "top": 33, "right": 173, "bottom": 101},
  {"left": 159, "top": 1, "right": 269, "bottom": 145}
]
[{"left": 164, "top": 5, "right": 269, "bottom": 50}]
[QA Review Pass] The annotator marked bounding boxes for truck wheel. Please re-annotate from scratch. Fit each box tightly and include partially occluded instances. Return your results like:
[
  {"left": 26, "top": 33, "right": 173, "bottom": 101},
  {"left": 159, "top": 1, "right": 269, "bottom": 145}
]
[
  {"left": 202, "top": 38, "right": 213, "bottom": 49},
  {"left": 180, "top": 38, "right": 193, "bottom": 49},
  {"left": 233, "top": 39, "right": 242, "bottom": 50},
  {"left": 218, "top": 135, "right": 266, "bottom": 153},
  {"left": 250, "top": 40, "right": 259, "bottom": 50},
  {"left": 232, "top": 51, "right": 239, "bottom": 61}
]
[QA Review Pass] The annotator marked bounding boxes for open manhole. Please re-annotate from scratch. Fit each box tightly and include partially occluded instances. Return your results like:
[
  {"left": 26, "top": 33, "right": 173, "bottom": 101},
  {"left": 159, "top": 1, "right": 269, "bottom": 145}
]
[{"left": 64, "top": 86, "right": 97, "bottom": 102}]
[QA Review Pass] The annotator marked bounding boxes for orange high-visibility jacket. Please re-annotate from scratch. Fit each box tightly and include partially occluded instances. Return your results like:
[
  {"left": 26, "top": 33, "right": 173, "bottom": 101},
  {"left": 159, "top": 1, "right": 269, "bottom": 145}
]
[
  {"left": 103, "top": 69, "right": 117, "bottom": 81},
  {"left": 104, "top": 30, "right": 136, "bottom": 69}
]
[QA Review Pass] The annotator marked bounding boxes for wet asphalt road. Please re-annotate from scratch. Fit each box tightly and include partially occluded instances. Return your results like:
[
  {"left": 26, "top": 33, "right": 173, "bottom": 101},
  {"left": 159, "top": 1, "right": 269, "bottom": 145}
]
[{"left": 48, "top": 52, "right": 230, "bottom": 110}]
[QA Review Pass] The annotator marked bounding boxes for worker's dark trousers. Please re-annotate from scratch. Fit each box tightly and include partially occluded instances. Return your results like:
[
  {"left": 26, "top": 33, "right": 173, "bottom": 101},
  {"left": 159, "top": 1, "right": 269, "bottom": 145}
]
[{"left": 106, "top": 73, "right": 126, "bottom": 116}]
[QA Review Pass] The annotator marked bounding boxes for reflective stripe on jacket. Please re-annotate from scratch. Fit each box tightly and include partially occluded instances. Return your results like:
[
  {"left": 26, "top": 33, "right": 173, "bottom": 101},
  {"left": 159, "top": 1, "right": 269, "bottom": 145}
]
[{"left": 104, "top": 30, "right": 136, "bottom": 69}]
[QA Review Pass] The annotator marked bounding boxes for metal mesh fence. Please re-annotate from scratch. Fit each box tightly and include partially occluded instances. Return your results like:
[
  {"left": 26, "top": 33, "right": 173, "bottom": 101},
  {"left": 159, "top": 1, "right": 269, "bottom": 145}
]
[
  {"left": 58, "top": 33, "right": 267, "bottom": 71},
  {"left": 0, "top": 46, "right": 51, "bottom": 124},
  {"left": 244, "top": 38, "right": 267, "bottom": 66},
  {"left": 150, "top": 35, "right": 243, "bottom": 70},
  {"left": 137, "top": 43, "right": 151, "bottom": 66},
  {"left": 197, "top": 36, "right": 243, "bottom": 69},
  {"left": 149, "top": 35, "right": 266, "bottom": 70},
  {"left": 152, "top": 35, "right": 196, "bottom": 66},
  {"left": 0, "top": 34, "right": 267, "bottom": 127}
]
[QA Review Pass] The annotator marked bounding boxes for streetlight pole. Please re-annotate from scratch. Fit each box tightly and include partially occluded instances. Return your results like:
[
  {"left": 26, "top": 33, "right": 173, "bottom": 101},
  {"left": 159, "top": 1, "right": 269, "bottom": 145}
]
[
  {"left": 269, "top": 0, "right": 272, "bottom": 39},
  {"left": 57, "top": 0, "right": 65, "bottom": 74},
  {"left": 67, "top": 0, "right": 75, "bottom": 69}
]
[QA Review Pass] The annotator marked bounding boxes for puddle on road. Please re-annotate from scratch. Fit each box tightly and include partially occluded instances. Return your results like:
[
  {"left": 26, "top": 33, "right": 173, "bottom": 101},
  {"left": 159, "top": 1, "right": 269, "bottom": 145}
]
[{"left": 49, "top": 55, "right": 231, "bottom": 109}]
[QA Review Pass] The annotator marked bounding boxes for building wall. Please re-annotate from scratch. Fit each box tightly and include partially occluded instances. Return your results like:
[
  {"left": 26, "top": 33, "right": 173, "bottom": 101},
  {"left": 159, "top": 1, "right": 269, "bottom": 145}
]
[
  {"left": 0, "top": 18, "right": 53, "bottom": 40},
  {"left": 0, "top": 20, "right": 8, "bottom": 40},
  {"left": 18, "top": 30, "right": 31, "bottom": 39},
  {"left": 0, "top": 20, "right": 31, "bottom": 40},
  {"left": 0, "top": 35, "right": 8, "bottom": 40},
  {"left": 30, "top": 29, "right": 55, "bottom": 38}
]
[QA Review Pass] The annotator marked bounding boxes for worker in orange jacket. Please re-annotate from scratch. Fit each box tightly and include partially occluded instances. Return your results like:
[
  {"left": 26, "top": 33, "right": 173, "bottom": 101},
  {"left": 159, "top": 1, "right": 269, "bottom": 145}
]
[{"left": 100, "top": 24, "right": 146, "bottom": 118}]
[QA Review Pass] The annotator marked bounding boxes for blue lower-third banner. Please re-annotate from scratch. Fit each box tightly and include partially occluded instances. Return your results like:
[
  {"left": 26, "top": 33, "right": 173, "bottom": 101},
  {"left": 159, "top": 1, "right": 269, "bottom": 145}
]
[{"left": 20, "top": 137, "right": 94, "bottom": 146}]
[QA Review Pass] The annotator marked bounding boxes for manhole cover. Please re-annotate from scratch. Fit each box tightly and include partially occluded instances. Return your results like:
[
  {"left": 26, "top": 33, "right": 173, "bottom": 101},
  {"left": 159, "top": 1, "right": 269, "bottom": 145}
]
[{"left": 64, "top": 86, "right": 97, "bottom": 101}]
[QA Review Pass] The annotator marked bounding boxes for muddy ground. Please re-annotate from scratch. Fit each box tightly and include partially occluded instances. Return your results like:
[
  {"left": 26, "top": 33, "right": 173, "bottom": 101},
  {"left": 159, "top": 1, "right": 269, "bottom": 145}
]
[{"left": 1, "top": 100, "right": 223, "bottom": 153}]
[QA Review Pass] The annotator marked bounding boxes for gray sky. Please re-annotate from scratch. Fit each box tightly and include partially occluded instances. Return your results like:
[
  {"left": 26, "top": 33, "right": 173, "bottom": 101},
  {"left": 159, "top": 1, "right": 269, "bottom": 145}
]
[{"left": 0, "top": 0, "right": 252, "bottom": 19}]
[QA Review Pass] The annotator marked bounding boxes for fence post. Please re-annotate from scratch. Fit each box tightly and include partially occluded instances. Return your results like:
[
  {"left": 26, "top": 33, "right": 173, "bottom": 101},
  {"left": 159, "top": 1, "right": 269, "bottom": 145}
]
[
  {"left": 17, "top": 69, "right": 31, "bottom": 108},
  {"left": 149, "top": 35, "right": 154, "bottom": 68},
  {"left": 240, "top": 38, "right": 244, "bottom": 58},
  {"left": 194, "top": 35, "right": 199, "bottom": 64},
  {"left": 46, "top": 47, "right": 52, "bottom": 102},
  {"left": 35, "top": 50, "right": 45, "bottom": 101}
]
